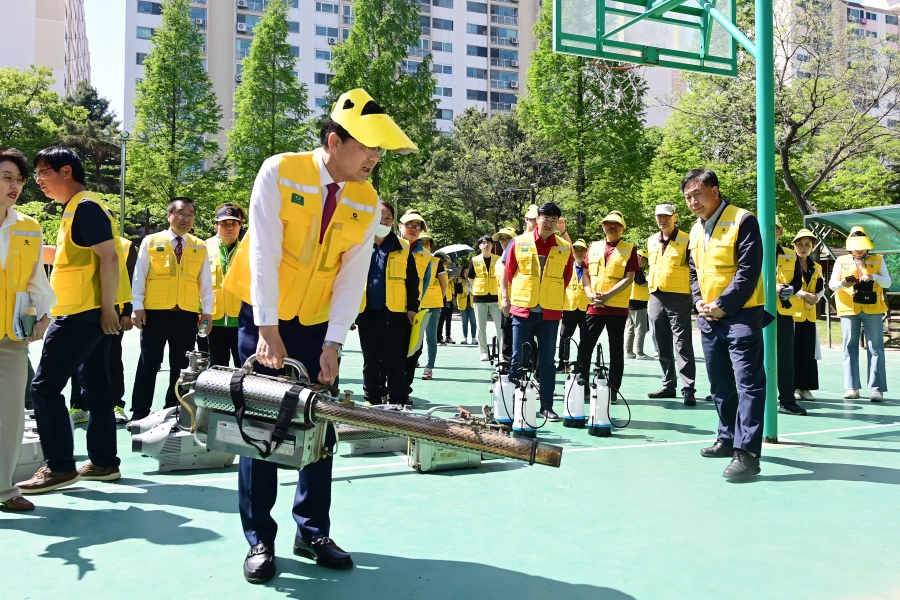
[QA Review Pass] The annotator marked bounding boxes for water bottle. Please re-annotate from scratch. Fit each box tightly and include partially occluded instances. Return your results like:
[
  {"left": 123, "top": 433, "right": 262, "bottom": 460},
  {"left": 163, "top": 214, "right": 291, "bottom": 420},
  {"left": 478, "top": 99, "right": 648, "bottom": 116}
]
[{"left": 197, "top": 318, "right": 209, "bottom": 338}]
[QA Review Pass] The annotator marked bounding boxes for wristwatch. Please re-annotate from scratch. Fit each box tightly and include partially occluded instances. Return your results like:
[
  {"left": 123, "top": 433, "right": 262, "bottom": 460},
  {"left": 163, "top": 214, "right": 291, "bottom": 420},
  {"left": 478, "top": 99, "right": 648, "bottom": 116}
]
[{"left": 322, "top": 340, "right": 343, "bottom": 357}]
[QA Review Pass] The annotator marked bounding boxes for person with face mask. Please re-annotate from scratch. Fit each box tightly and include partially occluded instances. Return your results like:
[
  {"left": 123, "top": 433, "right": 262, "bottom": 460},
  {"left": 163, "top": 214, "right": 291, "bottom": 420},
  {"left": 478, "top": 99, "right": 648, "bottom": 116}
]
[
  {"left": 789, "top": 229, "right": 823, "bottom": 402},
  {"left": 356, "top": 201, "right": 419, "bottom": 405},
  {"left": 829, "top": 226, "right": 890, "bottom": 402}
]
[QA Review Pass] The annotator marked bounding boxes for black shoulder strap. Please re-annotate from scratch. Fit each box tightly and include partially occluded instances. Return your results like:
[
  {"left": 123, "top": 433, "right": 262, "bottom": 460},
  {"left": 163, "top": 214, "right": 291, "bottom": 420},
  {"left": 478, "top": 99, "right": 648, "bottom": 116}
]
[
  {"left": 270, "top": 383, "right": 305, "bottom": 453},
  {"left": 230, "top": 370, "right": 273, "bottom": 458}
]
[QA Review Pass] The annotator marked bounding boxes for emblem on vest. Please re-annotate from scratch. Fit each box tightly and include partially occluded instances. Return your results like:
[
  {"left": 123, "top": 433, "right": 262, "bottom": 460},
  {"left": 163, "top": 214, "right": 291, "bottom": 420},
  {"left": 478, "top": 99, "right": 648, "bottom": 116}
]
[
  {"left": 24, "top": 239, "right": 29, "bottom": 245},
  {"left": 156, "top": 247, "right": 164, "bottom": 252},
  {"left": 352, "top": 212, "right": 358, "bottom": 220},
  {"left": 291, "top": 193, "right": 304, "bottom": 205}
]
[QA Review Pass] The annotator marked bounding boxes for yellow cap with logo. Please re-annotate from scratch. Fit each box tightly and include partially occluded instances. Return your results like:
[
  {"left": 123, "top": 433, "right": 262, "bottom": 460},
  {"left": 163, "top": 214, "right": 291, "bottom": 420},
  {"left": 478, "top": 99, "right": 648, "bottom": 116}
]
[
  {"left": 524, "top": 204, "right": 539, "bottom": 219},
  {"left": 330, "top": 89, "right": 419, "bottom": 155},
  {"left": 637, "top": 248, "right": 649, "bottom": 259}
]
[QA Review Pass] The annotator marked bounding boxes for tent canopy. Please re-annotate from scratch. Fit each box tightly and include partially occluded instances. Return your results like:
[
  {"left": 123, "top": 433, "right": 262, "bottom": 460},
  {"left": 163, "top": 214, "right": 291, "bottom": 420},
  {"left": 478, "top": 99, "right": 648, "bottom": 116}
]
[{"left": 804, "top": 205, "right": 900, "bottom": 256}]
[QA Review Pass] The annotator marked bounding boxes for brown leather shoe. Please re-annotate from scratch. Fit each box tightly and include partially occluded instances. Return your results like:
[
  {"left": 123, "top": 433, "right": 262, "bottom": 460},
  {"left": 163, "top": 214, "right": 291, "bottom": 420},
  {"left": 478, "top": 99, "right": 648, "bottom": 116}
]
[
  {"left": 78, "top": 462, "right": 122, "bottom": 481},
  {"left": 16, "top": 466, "right": 81, "bottom": 494},
  {"left": 1, "top": 496, "right": 35, "bottom": 511}
]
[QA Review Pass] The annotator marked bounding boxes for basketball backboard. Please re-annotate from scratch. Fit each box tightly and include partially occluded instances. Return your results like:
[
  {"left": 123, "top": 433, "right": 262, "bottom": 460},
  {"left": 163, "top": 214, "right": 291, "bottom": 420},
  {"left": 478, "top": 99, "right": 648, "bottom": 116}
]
[{"left": 554, "top": 0, "right": 739, "bottom": 77}]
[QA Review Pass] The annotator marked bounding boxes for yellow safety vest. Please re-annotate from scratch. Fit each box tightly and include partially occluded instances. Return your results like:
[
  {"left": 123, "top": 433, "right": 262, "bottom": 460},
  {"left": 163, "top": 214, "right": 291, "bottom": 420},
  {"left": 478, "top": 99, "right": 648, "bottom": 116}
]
[
  {"left": 688, "top": 204, "right": 765, "bottom": 309},
  {"left": 420, "top": 256, "right": 444, "bottom": 309},
  {"left": 776, "top": 246, "right": 797, "bottom": 317},
  {"left": 142, "top": 231, "right": 205, "bottom": 311},
  {"left": 587, "top": 239, "right": 635, "bottom": 309},
  {"left": 509, "top": 233, "right": 570, "bottom": 310},
  {"left": 360, "top": 237, "right": 412, "bottom": 313},
  {"left": 834, "top": 253, "right": 888, "bottom": 316},
  {"left": 224, "top": 151, "right": 377, "bottom": 324},
  {"left": 457, "top": 286, "right": 471, "bottom": 310},
  {"left": 117, "top": 237, "right": 132, "bottom": 311},
  {"left": 50, "top": 193, "right": 132, "bottom": 316},
  {"left": 206, "top": 236, "right": 242, "bottom": 320},
  {"left": 471, "top": 254, "right": 500, "bottom": 296},
  {"left": 791, "top": 261, "right": 822, "bottom": 323},
  {"left": 0, "top": 212, "right": 43, "bottom": 341},
  {"left": 563, "top": 264, "right": 589, "bottom": 311},
  {"left": 629, "top": 276, "right": 650, "bottom": 303},
  {"left": 647, "top": 230, "right": 691, "bottom": 294}
]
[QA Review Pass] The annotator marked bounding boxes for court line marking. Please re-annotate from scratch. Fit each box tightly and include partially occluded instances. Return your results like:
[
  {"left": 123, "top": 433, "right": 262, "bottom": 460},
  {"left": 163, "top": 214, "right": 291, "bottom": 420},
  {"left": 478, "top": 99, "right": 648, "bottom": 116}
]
[{"left": 564, "top": 422, "right": 900, "bottom": 453}]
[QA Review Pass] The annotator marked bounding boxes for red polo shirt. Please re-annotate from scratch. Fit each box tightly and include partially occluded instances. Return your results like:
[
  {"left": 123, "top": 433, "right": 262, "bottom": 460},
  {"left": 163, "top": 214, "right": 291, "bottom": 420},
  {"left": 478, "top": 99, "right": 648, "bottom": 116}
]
[
  {"left": 504, "top": 228, "right": 574, "bottom": 321},
  {"left": 586, "top": 243, "right": 638, "bottom": 317}
]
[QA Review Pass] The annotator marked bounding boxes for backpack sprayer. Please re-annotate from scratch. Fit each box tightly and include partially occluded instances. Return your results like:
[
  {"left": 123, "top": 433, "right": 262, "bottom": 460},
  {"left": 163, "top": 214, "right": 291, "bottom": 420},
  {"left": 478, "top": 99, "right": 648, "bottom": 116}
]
[
  {"left": 510, "top": 342, "right": 540, "bottom": 439},
  {"left": 170, "top": 351, "right": 562, "bottom": 470},
  {"left": 561, "top": 338, "right": 586, "bottom": 428},
  {"left": 488, "top": 335, "right": 514, "bottom": 426},
  {"left": 588, "top": 344, "right": 631, "bottom": 437}
]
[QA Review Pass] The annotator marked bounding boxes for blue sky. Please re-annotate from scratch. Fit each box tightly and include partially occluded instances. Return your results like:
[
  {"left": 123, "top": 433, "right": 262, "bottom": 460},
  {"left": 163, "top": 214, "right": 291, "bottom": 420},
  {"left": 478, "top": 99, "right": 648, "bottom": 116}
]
[{"left": 84, "top": 0, "right": 126, "bottom": 124}]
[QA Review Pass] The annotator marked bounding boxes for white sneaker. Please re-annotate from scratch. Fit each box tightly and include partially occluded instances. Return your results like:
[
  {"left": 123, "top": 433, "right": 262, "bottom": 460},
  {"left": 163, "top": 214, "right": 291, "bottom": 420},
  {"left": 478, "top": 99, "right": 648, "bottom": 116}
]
[
  {"left": 68, "top": 408, "right": 89, "bottom": 424},
  {"left": 114, "top": 406, "right": 128, "bottom": 423},
  {"left": 843, "top": 389, "right": 860, "bottom": 399},
  {"left": 637, "top": 354, "right": 654, "bottom": 361},
  {"left": 480, "top": 353, "right": 490, "bottom": 361},
  {"left": 798, "top": 390, "right": 816, "bottom": 401},
  {"left": 871, "top": 390, "right": 884, "bottom": 402},
  {"left": 625, "top": 353, "right": 636, "bottom": 359}
]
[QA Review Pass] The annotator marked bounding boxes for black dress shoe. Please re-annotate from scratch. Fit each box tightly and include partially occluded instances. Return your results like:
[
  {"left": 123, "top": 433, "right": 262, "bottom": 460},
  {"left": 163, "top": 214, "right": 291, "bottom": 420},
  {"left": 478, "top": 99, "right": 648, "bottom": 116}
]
[
  {"left": 722, "top": 449, "right": 760, "bottom": 480},
  {"left": 700, "top": 440, "right": 734, "bottom": 458},
  {"left": 683, "top": 389, "right": 696, "bottom": 406},
  {"left": 778, "top": 400, "right": 807, "bottom": 416},
  {"left": 244, "top": 542, "right": 276, "bottom": 584},
  {"left": 294, "top": 536, "right": 354, "bottom": 570},
  {"left": 540, "top": 408, "right": 560, "bottom": 422},
  {"left": 704, "top": 395, "right": 714, "bottom": 402},
  {"left": 555, "top": 365, "right": 566, "bottom": 374},
  {"left": 648, "top": 387, "right": 676, "bottom": 399}
]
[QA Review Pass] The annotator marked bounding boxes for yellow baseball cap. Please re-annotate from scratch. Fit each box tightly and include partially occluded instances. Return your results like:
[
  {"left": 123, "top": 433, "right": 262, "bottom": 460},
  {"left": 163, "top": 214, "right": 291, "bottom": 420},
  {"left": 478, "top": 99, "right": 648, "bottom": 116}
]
[
  {"left": 846, "top": 226, "right": 873, "bottom": 251},
  {"left": 524, "top": 204, "right": 539, "bottom": 219},
  {"left": 492, "top": 227, "right": 517, "bottom": 241},
  {"left": 572, "top": 238, "right": 588, "bottom": 250},
  {"left": 601, "top": 211, "right": 626, "bottom": 228},
  {"left": 330, "top": 89, "right": 419, "bottom": 155},
  {"left": 791, "top": 229, "right": 817, "bottom": 244}
]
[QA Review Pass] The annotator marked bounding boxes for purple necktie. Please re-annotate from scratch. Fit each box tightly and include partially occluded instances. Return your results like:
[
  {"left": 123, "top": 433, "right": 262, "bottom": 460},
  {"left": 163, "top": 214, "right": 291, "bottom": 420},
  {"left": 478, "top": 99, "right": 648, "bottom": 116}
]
[
  {"left": 320, "top": 182, "right": 339, "bottom": 243},
  {"left": 174, "top": 236, "right": 183, "bottom": 263}
]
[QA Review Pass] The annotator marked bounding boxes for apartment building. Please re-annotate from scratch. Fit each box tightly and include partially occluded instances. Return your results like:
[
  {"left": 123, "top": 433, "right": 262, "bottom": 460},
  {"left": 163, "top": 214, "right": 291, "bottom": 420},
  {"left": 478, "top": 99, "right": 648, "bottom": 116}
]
[
  {"left": 123, "top": 0, "right": 540, "bottom": 134},
  {"left": 0, "top": 0, "right": 91, "bottom": 95}
]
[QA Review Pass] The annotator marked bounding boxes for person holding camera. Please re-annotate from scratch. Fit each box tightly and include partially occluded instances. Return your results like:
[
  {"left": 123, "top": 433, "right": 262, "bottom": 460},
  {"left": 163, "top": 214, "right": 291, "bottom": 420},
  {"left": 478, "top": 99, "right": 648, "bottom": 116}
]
[{"left": 829, "top": 227, "right": 891, "bottom": 401}]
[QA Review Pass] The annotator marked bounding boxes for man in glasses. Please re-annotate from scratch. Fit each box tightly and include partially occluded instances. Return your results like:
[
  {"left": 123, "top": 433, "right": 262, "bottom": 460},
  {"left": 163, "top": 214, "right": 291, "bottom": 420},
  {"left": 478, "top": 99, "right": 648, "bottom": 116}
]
[
  {"left": 222, "top": 89, "right": 417, "bottom": 583},
  {"left": 128, "top": 197, "right": 213, "bottom": 423}
]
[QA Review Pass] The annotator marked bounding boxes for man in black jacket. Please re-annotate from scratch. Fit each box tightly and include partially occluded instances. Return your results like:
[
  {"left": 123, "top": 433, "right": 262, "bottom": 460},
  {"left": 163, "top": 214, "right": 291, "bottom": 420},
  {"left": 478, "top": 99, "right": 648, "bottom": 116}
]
[{"left": 356, "top": 201, "right": 420, "bottom": 406}]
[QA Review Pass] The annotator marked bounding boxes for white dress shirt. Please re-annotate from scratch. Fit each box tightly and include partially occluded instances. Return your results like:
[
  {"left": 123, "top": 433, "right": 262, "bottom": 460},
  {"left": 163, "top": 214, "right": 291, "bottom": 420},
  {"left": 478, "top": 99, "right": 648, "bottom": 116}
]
[
  {"left": 131, "top": 228, "right": 214, "bottom": 313},
  {"left": 829, "top": 253, "right": 891, "bottom": 292},
  {"left": 249, "top": 148, "right": 379, "bottom": 344},
  {"left": 0, "top": 207, "right": 55, "bottom": 319}
]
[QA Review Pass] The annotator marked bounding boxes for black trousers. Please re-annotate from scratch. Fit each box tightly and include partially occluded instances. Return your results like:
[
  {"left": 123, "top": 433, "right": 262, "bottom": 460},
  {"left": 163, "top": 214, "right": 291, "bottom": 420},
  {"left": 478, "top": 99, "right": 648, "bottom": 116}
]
[
  {"left": 209, "top": 325, "right": 240, "bottom": 367},
  {"left": 31, "top": 314, "right": 119, "bottom": 472},
  {"left": 130, "top": 309, "right": 198, "bottom": 419},
  {"left": 776, "top": 314, "right": 795, "bottom": 403},
  {"left": 437, "top": 304, "right": 453, "bottom": 339},
  {"left": 577, "top": 313, "right": 627, "bottom": 390},
  {"left": 70, "top": 328, "right": 127, "bottom": 411},
  {"left": 501, "top": 313, "right": 513, "bottom": 364},
  {"left": 557, "top": 309, "right": 587, "bottom": 366},
  {"left": 793, "top": 319, "right": 819, "bottom": 390},
  {"left": 357, "top": 307, "right": 410, "bottom": 404}
]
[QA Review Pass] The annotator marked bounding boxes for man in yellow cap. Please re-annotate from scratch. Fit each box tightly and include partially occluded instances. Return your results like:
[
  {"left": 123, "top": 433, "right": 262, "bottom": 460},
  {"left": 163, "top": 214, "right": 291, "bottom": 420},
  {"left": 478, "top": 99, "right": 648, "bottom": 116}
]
[
  {"left": 829, "top": 226, "right": 890, "bottom": 401},
  {"left": 469, "top": 234, "right": 503, "bottom": 361},
  {"left": 557, "top": 238, "right": 589, "bottom": 372},
  {"left": 223, "top": 89, "right": 417, "bottom": 583},
  {"left": 398, "top": 210, "right": 434, "bottom": 392}
]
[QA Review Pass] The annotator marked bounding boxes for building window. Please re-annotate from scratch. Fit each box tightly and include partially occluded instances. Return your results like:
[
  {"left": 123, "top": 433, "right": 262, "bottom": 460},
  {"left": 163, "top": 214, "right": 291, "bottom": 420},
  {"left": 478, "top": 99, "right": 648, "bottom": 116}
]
[
  {"left": 236, "top": 39, "right": 253, "bottom": 59},
  {"left": 289, "top": 45, "right": 299, "bottom": 57},
  {"left": 435, "top": 86, "right": 453, "bottom": 97},
  {"left": 467, "top": 67, "right": 487, "bottom": 79},
  {"left": 433, "top": 0, "right": 453, "bottom": 6},
  {"left": 889, "top": 119, "right": 898, "bottom": 127},
  {"left": 865, "top": 11, "right": 877, "bottom": 20},
  {"left": 342, "top": 28, "right": 350, "bottom": 39},
  {"left": 467, "top": 23, "right": 487, "bottom": 35},
  {"left": 287, "top": 21, "right": 300, "bottom": 33},
  {"left": 433, "top": 41, "right": 452, "bottom": 52},
  {"left": 190, "top": 7, "right": 207, "bottom": 21},
  {"left": 136, "top": 52, "right": 148, "bottom": 65},
  {"left": 868, "top": 30, "right": 878, "bottom": 38},
  {"left": 316, "top": 49, "right": 332, "bottom": 60},
  {"left": 315, "top": 72, "right": 335, "bottom": 85},
  {"left": 237, "top": 14, "right": 262, "bottom": 34},
  {"left": 315, "top": 97, "right": 328, "bottom": 108},
  {"left": 888, "top": 32, "right": 899, "bottom": 42},
  {"left": 432, "top": 18, "right": 453, "bottom": 31},
  {"left": 467, "top": 1, "right": 487, "bottom": 13},
  {"left": 887, "top": 15, "right": 899, "bottom": 25},
  {"left": 315, "top": 25, "right": 340, "bottom": 37},
  {"left": 137, "top": 1, "right": 162, "bottom": 15},
  {"left": 136, "top": 78, "right": 144, "bottom": 85},
  {"left": 402, "top": 60, "right": 422, "bottom": 73},
  {"left": 316, "top": 2, "right": 339, "bottom": 13},
  {"left": 436, "top": 109, "right": 453, "bottom": 120},
  {"left": 137, "top": 27, "right": 155, "bottom": 40},
  {"left": 467, "top": 45, "right": 487, "bottom": 57},
  {"left": 433, "top": 63, "right": 452, "bottom": 74},
  {"left": 467, "top": 89, "right": 487, "bottom": 101}
]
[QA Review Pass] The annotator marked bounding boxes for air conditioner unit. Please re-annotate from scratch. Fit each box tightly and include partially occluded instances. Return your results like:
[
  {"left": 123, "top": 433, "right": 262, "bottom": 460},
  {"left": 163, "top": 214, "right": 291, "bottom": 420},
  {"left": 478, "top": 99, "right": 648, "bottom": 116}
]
[
  {"left": 195, "top": 18, "right": 205, "bottom": 26},
  {"left": 510, "top": 37, "right": 518, "bottom": 44},
  {"left": 237, "top": 22, "right": 248, "bottom": 32},
  {"left": 510, "top": 59, "right": 519, "bottom": 67},
  {"left": 328, "top": 36, "right": 337, "bottom": 44},
  {"left": 510, "top": 80, "right": 519, "bottom": 88},
  {"left": 237, "top": 0, "right": 249, "bottom": 8},
  {"left": 236, "top": 74, "right": 243, "bottom": 83}
]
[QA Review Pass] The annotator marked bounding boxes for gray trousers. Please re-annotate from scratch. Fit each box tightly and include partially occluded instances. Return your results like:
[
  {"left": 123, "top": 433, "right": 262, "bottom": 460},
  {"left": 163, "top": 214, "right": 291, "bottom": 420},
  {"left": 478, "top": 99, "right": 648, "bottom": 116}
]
[{"left": 649, "top": 292, "right": 696, "bottom": 391}]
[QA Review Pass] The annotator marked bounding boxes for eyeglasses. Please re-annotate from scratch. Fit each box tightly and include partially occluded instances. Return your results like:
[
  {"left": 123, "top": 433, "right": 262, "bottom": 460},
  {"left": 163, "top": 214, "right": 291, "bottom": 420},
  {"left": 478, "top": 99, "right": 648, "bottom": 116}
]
[
  {"left": 404, "top": 223, "right": 424, "bottom": 231},
  {"left": 0, "top": 172, "right": 26, "bottom": 186},
  {"left": 348, "top": 135, "right": 386, "bottom": 158},
  {"left": 33, "top": 166, "right": 55, "bottom": 181},
  {"left": 169, "top": 211, "right": 195, "bottom": 219}
]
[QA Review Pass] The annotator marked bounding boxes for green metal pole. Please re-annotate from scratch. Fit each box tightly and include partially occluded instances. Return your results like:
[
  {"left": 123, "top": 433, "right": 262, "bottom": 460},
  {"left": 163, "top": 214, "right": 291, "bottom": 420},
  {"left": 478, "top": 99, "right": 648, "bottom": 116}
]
[{"left": 756, "top": 0, "right": 778, "bottom": 443}]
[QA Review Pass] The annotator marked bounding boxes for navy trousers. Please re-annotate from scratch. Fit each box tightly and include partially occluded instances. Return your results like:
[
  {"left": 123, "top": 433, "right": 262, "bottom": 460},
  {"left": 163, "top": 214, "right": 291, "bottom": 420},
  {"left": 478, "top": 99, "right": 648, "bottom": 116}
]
[
  {"left": 700, "top": 315, "right": 766, "bottom": 456},
  {"left": 236, "top": 303, "right": 336, "bottom": 547},
  {"left": 31, "top": 314, "right": 120, "bottom": 472}
]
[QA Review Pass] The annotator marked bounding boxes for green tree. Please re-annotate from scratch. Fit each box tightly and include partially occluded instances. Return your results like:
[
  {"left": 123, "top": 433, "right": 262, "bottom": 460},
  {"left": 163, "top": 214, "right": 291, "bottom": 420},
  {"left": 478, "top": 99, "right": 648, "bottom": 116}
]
[
  {"left": 228, "top": 0, "right": 313, "bottom": 199},
  {"left": 61, "top": 82, "right": 121, "bottom": 193},
  {"left": 326, "top": 0, "right": 437, "bottom": 193},
  {"left": 129, "top": 0, "right": 224, "bottom": 231}
]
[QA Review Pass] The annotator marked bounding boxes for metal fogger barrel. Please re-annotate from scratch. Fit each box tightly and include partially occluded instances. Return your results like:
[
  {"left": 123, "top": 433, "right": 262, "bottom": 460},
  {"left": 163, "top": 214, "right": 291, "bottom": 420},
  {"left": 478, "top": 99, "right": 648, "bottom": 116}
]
[{"left": 185, "top": 353, "right": 562, "bottom": 469}]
